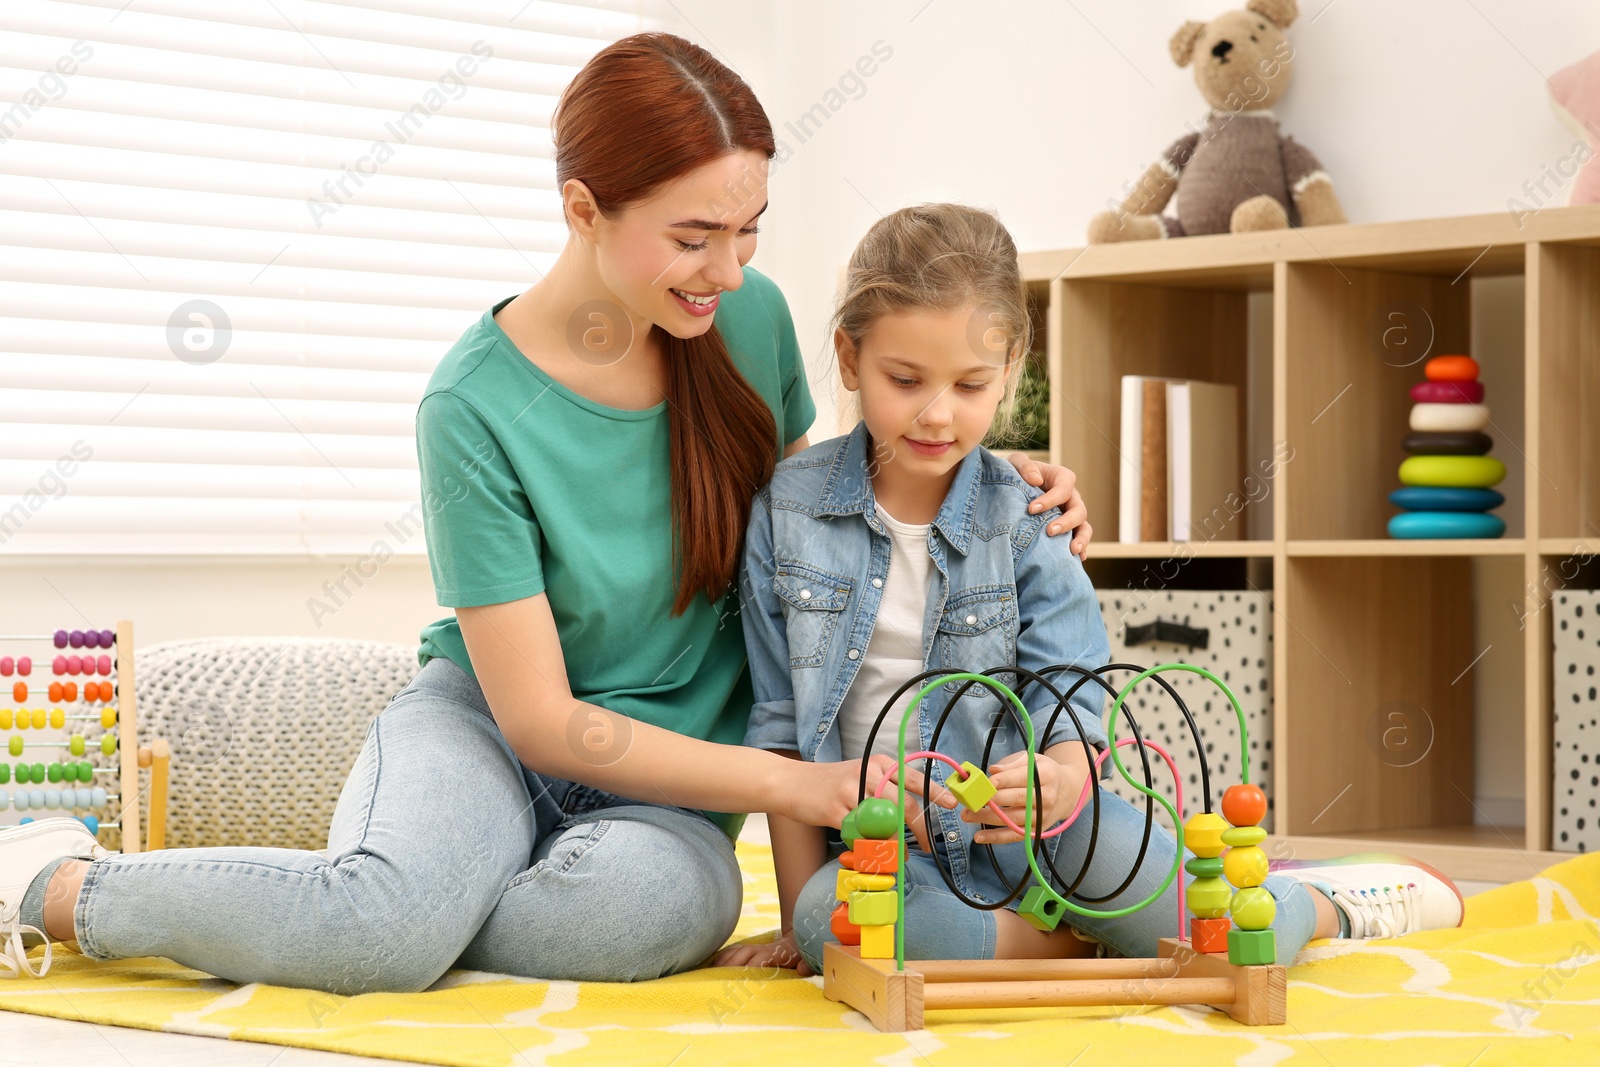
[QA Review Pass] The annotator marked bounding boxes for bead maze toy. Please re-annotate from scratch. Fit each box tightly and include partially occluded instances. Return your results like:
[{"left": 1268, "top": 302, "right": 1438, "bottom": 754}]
[
  {"left": 0, "top": 621, "right": 170, "bottom": 852},
  {"left": 822, "top": 662, "right": 1285, "bottom": 1030}
]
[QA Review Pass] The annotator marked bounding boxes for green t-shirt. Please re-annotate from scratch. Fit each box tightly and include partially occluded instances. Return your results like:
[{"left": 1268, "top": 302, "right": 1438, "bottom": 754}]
[{"left": 415, "top": 266, "right": 815, "bottom": 838}]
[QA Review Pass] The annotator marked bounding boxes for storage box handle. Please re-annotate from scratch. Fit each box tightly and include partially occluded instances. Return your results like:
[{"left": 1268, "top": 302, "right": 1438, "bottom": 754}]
[{"left": 1124, "top": 618, "right": 1210, "bottom": 650}]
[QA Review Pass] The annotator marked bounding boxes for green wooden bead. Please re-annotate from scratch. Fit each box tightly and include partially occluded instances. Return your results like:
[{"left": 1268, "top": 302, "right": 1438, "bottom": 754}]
[
  {"left": 1018, "top": 885, "right": 1065, "bottom": 931},
  {"left": 1221, "top": 825, "right": 1267, "bottom": 847},
  {"left": 1188, "top": 876, "right": 1232, "bottom": 919},
  {"left": 854, "top": 798, "right": 900, "bottom": 840},
  {"left": 47, "top": 762, "right": 63, "bottom": 783},
  {"left": 1230, "top": 886, "right": 1276, "bottom": 930},
  {"left": 848, "top": 889, "right": 899, "bottom": 927},
  {"left": 0, "top": 763, "right": 8, "bottom": 784},
  {"left": 30, "top": 763, "right": 44, "bottom": 785},
  {"left": 1227, "top": 927, "right": 1276, "bottom": 965},
  {"left": 840, "top": 808, "right": 861, "bottom": 847},
  {"left": 1185, "top": 855, "right": 1225, "bottom": 878},
  {"left": 79, "top": 761, "right": 93, "bottom": 781}
]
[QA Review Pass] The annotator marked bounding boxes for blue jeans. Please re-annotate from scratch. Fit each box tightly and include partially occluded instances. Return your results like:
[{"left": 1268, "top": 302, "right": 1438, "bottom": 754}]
[
  {"left": 792, "top": 785, "right": 1318, "bottom": 970},
  {"left": 72, "top": 657, "right": 743, "bottom": 993}
]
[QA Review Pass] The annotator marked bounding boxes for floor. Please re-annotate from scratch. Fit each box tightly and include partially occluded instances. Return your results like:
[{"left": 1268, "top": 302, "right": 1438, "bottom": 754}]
[{"left": 0, "top": 814, "right": 1505, "bottom": 1066}]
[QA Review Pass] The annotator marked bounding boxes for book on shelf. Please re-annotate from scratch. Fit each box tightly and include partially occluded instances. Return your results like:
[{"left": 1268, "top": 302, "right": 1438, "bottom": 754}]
[{"left": 1119, "top": 375, "right": 1240, "bottom": 543}]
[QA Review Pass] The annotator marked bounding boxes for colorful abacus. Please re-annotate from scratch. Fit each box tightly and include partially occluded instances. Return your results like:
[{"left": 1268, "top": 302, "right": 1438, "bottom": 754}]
[
  {"left": 822, "top": 662, "right": 1286, "bottom": 1030},
  {"left": 0, "top": 622, "right": 170, "bottom": 852},
  {"left": 1389, "top": 354, "right": 1507, "bottom": 539}
]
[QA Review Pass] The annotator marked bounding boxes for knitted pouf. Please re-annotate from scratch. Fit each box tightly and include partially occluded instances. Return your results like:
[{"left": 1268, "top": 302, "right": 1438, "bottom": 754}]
[{"left": 133, "top": 637, "right": 420, "bottom": 850}]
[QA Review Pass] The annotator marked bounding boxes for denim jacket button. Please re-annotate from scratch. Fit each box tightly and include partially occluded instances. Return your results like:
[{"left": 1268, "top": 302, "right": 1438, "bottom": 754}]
[
  {"left": 847, "top": 648, "right": 860, "bottom": 660},
  {"left": 945, "top": 830, "right": 959, "bottom": 841},
  {"left": 965, "top": 614, "right": 977, "bottom": 625},
  {"left": 799, "top": 588, "right": 812, "bottom": 600},
  {"left": 872, "top": 578, "right": 883, "bottom": 588}
]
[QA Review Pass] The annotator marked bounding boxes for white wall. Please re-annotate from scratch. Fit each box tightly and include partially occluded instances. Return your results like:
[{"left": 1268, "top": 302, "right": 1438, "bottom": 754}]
[{"left": 6, "top": 1, "right": 1593, "bottom": 817}]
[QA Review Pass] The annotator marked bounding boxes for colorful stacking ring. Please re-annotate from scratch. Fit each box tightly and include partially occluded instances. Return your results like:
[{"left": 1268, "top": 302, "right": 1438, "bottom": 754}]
[
  {"left": 1398, "top": 454, "right": 1506, "bottom": 488},
  {"left": 1389, "top": 487, "right": 1506, "bottom": 512},
  {"left": 1389, "top": 511, "right": 1507, "bottom": 539}
]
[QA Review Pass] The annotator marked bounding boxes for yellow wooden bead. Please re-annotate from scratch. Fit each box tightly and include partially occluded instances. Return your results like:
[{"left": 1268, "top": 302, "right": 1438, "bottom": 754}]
[
  {"left": 836, "top": 869, "right": 895, "bottom": 900},
  {"left": 0, "top": 709, "right": 10, "bottom": 729},
  {"left": 101, "top": 707, "right": 117, "bottom": 729},
  {"left": 1188, "top": 876, "right": 1233, "bottom": 919},
  {"left": 948, "top": 762, "right": 998, "bottom": 811},
  {"left": 50, "top": 707, "right": 65, "bottom": 729},
  {"left": 1221, "top": 825, "right": 1267, "bottom": 847},
  {"left": 1224, "top": 844, "right": 1269, "bottom": 889},
  {"left": 31, "top": 708, "right": 45, "bottom": 729},
  {"left": 1231, "top": 886, "right": 1276, "bottom": 930},
  {"left": 1184, "top": 812, "right": 1229, "bottom": 858},
  {"left": 848, "top": 890, "right": 899, "bottom": 927}
]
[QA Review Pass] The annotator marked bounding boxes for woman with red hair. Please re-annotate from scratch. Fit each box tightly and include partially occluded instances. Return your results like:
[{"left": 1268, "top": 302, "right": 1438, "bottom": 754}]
[{"left": 3, "top": 32, "right": 1092, "bottom": 992}]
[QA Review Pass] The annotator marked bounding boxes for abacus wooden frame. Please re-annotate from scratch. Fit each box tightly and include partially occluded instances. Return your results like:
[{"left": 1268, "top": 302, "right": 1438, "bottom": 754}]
[{"left": 823, "top": 937, "right": 1286, "bottom": 1030}]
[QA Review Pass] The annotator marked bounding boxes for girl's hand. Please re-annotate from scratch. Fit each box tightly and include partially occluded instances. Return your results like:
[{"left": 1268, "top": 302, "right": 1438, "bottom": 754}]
[
  {"left": 1005, "top": 453, "right": 1093, "bottom": 560},
  {"left": 713, "top": 931, "right": 813, "bottom": 976},
  {"left": 961, "top": 749, "right": 1092, "bottom": 845}
]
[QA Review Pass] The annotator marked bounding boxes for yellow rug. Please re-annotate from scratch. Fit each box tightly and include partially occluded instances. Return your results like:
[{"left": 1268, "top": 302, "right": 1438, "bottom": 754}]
[{"left": 2, "top": 840, "right": 1597, "bottom": 1066}]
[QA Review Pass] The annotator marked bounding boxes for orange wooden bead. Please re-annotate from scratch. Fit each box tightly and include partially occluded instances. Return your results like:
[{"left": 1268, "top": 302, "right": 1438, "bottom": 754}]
[
  {"left": 63, "top": 682, "right": 77, "bottom": 702},
  {"left": 1425, "top": 354, "right": 1479, "bottom": 382},
  {"left": 854, "top": 837, "right": 900, "bottom": 874},
  {"left": 1192, "top": 916, "right": 1232, "bottom": 954},
  {"left": 830, "top": 901, "right": 861, "bottom": 946},
  {"left": 49, "top": 682, "right": 62, "bottom": 702},
  {"left": 839, "top": 850, "right": 856, "bottom": 871},
  {"left": 1222, "top": 783, "right": 1268, "bottom": 828},
  {"left": 11, "top": 682, "right": 24, "bottom": 703}
]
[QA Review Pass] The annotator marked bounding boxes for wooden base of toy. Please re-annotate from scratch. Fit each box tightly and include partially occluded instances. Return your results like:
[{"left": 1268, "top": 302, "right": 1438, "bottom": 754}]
[{"left": 822, "top": 938, "right": 1286, "bottom": 1030}]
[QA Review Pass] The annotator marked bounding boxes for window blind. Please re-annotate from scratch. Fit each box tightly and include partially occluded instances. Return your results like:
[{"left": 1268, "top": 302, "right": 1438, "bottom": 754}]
[{"left": 0, "top": 0, "right": 645, "bottom": 554}]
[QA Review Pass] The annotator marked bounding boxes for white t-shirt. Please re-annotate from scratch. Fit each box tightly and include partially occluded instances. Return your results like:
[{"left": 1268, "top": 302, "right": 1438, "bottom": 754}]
[{"left": 836, "top": 501, "right": 936, "bottom": 760}]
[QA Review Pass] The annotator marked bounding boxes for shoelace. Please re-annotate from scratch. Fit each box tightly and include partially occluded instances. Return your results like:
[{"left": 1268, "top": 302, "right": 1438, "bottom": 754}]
[
  {"left": 1331, "top": 882, "right": 1421, "bottom": 939},
  {"left": 1, "top": 911, "right": 52, "bottom": 980}
]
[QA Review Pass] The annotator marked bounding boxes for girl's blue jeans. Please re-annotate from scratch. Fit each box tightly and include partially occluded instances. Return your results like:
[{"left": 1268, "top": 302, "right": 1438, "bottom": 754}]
[
  {"left": 792, "top": 787, "right": 1320, "bottom": 970},
  {"left": 71, "top": 656, "right": 744, "bottom": 994}
]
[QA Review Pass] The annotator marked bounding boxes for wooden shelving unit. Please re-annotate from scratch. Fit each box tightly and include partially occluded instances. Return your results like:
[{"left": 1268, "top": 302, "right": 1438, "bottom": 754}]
[{"left": 1028, "top": 205, "right": 1600, "bottom": 882}]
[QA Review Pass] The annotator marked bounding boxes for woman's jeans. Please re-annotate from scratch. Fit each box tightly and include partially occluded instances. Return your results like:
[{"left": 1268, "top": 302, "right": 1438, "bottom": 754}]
[
  {"left": 71, "top": 657, "right": 743, "bottom": 994},
  {"left": 793, "top": 785, "right": 1319, "bottom": 971}
]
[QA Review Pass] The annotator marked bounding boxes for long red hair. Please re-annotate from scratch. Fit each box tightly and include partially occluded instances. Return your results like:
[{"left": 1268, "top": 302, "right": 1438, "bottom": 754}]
[{"left": 553, "top": 32, "right": 778, "bottom": 616}]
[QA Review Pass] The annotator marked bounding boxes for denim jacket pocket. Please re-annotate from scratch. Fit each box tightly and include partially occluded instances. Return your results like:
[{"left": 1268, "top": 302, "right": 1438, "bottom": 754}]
[
  {"left": 773, "top": 560, "right": 854, "bottom": 669},
  {"left": 935, "top": 585, "right": 1016, "bottom": 691}
]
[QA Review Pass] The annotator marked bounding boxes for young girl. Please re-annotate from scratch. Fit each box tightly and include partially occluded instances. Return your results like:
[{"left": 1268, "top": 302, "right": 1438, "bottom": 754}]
[{"left": 717, "top": 203, "right": 1465, "bottom": 975}]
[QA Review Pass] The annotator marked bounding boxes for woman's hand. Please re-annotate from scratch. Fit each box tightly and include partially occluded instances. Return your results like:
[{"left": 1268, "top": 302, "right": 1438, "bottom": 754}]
[
  {"left": 1004, "top": 453, "right": 1093, "bottom": 560},
  {"left": 713, "top": 930, "right": 813, "bottom": 976},
  {"left": 960, "top": 748, "right": 1093, "bottom": 846},
  {"left": 778, "top": 754, "right": 957, "bottom": 836}
]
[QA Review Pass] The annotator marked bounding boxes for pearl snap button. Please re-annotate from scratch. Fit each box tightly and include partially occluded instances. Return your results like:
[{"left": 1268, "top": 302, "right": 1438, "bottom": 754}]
[
  {"left": 847, "top": 649, "right": 860, "bottom": 660},
  {"left": 872, "top": 578, "right": 883, "bottom": 588},
  {"left": 965, "top": 614, "right": 977, "bottom": 625},
  {"left": 799, "top": 589, "right": 812, "bottom": 600}
]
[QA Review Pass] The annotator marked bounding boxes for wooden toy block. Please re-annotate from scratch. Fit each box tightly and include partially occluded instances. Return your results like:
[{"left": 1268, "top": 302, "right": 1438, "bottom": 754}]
[
  {"left": 853, "top": 837, "right": 900, "bottom": 873},
  {"left": 858, "top": 923, "right": 895, "bottom": 959},
  {"left": 1227, "top": 927, "right": 1277, "bottom": 965},
  {"left": 848, "top": 889, "right": 899, "bottom": 927},
  {"left": 1018, "top": 885, "right": 1065, "bottom": 931},
  {"left": 1190, "top": 916, "right": 1231, "bottom": 954},
  {"left": 947, "top": 761, "right": 997, "bottom": 811}
]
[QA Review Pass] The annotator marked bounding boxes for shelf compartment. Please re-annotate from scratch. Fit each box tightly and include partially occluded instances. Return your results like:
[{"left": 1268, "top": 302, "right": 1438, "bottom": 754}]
[
  {"left": 1288, "top": 538, "right": 1526, "bottom": 557},
  {"left": 1280, "top": 555, "right": 1476, "bottom": 837},
  {"left": 1532, "top": 240, "right": 1600, "bottom": 542}
]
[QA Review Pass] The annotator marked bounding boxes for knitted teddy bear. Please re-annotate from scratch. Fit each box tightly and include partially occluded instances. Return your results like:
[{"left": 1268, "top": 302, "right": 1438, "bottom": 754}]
[{"left": 1087, "top": 0, "right": 1346, "bottom": 242}]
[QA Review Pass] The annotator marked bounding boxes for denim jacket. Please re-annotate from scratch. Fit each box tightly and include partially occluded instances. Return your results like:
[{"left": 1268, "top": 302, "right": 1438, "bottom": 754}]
[{"left": 739, "top": 421, "right": 1113, "bottom": 906}]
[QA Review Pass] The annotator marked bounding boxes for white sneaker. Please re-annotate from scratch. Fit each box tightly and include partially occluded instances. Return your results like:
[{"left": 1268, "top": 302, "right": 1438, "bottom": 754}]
[
  {"left": 1270, "top": 852, "right": 1465, "bottom": 940},
  {"left": 0, "top": 818, "right": 107, "bottom": 979}
]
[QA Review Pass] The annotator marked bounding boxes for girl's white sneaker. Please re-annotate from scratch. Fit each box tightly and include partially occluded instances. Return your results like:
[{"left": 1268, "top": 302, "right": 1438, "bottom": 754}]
[
  {"left": 1271, "top": 852, "right": 1465, "bottom": 939},
  {"left": 0, "top": 818, "right": 107, "bottom": 978}
]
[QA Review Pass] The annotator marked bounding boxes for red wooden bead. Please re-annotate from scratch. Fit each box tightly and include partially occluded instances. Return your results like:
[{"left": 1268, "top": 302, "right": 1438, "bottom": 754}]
[
  {"left": 97, "top": 655, "right": 112, "bottom": 676},
  {"left": 1222, "top": 783, "right": 1268, "bottom": 828},
  {"left": 0, "top": 657, "right": 11, "bottom": 676},
  {"left": 830, "top": 901, "right": 861, "bottom": 946},
  {"left": 16, "top": 656, "right": 29, "bottom": 676},
  {"left": 1410, "top": 379, "right": 1484, "bottom": 404}
]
